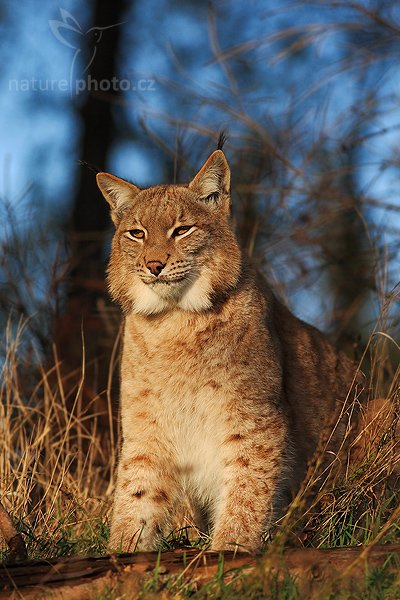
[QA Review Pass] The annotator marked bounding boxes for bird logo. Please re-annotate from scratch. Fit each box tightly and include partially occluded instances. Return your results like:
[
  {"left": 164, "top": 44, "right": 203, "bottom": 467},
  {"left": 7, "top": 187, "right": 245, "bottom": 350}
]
[{"left": 49, "top": 9, "right": 124, "bottom": 92}]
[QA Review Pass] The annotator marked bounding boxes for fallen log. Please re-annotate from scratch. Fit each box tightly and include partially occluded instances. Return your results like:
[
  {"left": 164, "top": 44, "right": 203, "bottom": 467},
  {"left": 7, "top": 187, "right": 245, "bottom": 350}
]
[{"left": 0, "top": 544, "right": 398, "bottom": 599}]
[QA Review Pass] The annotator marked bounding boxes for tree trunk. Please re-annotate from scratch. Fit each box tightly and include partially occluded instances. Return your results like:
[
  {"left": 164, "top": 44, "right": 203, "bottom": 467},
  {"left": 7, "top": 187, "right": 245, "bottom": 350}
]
[{"left": 54, "top": 0, "right": 128, "bottom": 411}]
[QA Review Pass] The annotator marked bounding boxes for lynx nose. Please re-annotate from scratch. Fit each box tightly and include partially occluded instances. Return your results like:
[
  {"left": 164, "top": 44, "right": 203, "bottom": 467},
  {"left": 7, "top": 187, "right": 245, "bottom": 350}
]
[{"left": 146, "top": 260, "right": 166, "bottom": 277}]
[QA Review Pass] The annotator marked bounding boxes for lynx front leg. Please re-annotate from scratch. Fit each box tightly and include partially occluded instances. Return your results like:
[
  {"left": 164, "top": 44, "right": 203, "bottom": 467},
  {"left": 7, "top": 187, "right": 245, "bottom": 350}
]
[
  {"left": 211, "top": 416, "right": 287, "bottom": 552},
  {"left": 110, "top": 443, "right": 178, "bottom": 552}
]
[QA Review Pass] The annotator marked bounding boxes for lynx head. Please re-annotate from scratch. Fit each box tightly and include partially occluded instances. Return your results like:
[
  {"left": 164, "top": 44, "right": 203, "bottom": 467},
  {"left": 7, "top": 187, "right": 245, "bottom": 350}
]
[{"left": 97, "top": 150, "right": 242, "bottom": 315}]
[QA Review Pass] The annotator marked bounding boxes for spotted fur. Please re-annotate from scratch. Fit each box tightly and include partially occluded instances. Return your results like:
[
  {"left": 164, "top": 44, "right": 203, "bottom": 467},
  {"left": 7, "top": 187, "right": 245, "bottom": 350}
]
[{"left": 97, "top": 150, "right": 359, "bottom": 552}]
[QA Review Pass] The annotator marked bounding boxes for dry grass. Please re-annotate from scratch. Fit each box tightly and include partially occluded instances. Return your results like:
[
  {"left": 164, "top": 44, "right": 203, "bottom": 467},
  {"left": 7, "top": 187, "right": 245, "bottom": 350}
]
[
  {"left": 0, "top": 317, "right": 115, "bottom": 559},
  {"left": 272, "top": 291, "right": 400, "bottom": 552}
]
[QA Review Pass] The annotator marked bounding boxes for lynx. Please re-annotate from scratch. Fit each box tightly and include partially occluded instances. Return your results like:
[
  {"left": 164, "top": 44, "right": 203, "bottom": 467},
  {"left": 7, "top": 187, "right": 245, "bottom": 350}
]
[{"left": 97, "top": 149, "right": 360, "bottom": 552}]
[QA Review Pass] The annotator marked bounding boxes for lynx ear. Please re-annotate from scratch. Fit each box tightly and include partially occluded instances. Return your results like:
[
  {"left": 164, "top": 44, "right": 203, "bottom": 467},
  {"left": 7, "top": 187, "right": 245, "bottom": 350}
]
[
  {"left": 96, "top": 173, "right": 141, "bottom": 223},
  {"left": 188, "top": 150, "right": 231, "bottom": 214}
]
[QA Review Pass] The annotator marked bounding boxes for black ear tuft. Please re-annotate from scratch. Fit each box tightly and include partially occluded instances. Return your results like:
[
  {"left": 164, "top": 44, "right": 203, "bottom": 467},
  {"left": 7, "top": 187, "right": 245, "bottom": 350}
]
[
  {"left": 78, "top": 160, "right": 101, "bottom": 174},
  {"left": 217, "top": 131, "right": 227, "bottom": 151}
]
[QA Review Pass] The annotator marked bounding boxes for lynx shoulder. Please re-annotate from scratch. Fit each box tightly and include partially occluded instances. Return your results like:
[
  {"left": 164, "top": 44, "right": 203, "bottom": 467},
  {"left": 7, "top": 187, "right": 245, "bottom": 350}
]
[{"left": 97, "top": 149, "right": 360, "bottom": 552}]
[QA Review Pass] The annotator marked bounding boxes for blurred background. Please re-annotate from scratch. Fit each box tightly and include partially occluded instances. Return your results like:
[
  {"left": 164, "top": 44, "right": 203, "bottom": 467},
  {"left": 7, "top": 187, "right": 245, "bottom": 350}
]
[{"left": 1, "top": 0, "right": 399, "bottom": 400}]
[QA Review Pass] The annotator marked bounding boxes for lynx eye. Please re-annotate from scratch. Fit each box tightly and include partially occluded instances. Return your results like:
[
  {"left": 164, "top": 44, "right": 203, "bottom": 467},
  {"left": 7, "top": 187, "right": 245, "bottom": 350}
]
[
  {"left": 172, "top": 225, "right": 193, "bottom": 237},
  {"left": 203, "top": 192, "right": 219, "bottom": 203},
  {"left": 126, "top": 229, "right": 145, "bottom": 240}
]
